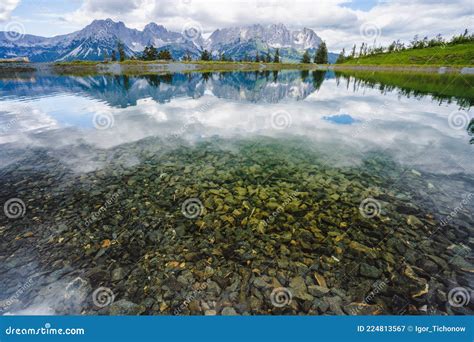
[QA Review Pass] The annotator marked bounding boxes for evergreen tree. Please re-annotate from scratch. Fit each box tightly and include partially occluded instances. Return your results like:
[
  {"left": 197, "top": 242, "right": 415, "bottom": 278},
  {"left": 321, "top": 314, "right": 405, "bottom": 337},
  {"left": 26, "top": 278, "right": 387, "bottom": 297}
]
[
  {"left": 255, "top": 52, "right": 260, "bottom": 62},
  {"left": 335, "top": 48, "right": 345, "bottom": 64},
  {"left": 150, "top": 46, "right": 158, "bottom": 60},
  {"left": 387, "top": 41, "right": 396, "bottom": 53},
  {"left": 111, "top": 51, "right": 117, "bottom": 61},
  {"left": 142, "top": 46, "right": 149, "bottom": 60},
  {"left": 157, "top": 49, "right": 172, "bottom": 60},
  {"left": 273, "top": 48, "right": 280, "bottom": 63},
  {"left": 117, "top": 41, "right": 126, "bottom": 62},
  {"left": 200, "top": 50, "right": 211, "bottom": 61},
  {"left": 182, "top": 52, "right": 192, "bottom": 61},
  {"left": 410, "top": 35, "right": 421, "bottom": 48},
  {"left": 359, "top": 42, "right": 365, "bottom": 57},
  {"left": 142, "top": 45, "right": 158, "bottom": 61},
  {"left": 314, "top": 41, "right": 328, "bottom": 64},
  {"left": 301, "top": 49, "right": 311, "bottom": 63}
]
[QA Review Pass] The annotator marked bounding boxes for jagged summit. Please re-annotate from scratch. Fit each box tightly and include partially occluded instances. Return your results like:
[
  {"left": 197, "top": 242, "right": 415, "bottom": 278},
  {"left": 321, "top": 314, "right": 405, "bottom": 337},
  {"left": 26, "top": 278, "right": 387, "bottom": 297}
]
[{"left": 0, "top": 19, "right": 331, "bottom": 62}]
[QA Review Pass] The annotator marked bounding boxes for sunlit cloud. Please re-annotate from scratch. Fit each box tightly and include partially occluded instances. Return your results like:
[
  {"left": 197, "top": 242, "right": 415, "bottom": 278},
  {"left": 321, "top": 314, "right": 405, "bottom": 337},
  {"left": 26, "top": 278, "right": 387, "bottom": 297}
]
[
  {"left": 6, "top": 0, "right": 474, "bottom": 51},
  {"left": 0, "top": 0, "right": 20, "bottom": 21}
]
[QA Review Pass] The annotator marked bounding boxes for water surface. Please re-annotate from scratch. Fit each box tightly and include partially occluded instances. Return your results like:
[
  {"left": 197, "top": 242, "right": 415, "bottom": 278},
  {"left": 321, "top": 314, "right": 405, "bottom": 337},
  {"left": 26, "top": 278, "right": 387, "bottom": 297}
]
[{"left": 0, "top": 70, "right": 472, "bottom": 315}]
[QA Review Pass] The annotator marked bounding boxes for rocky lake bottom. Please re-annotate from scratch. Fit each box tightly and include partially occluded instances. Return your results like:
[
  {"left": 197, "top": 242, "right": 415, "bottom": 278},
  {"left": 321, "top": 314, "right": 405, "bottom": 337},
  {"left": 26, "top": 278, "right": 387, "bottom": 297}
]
[{"left": 1, "top": 136, "right": 472, "bottom": 316}]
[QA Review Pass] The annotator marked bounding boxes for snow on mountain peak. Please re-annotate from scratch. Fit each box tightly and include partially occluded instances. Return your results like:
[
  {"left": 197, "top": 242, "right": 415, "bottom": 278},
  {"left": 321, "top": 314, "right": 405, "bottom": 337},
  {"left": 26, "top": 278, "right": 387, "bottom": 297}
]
[
  {"left": 208, "top": 23, "right": 322, "bottom": 51},
  {"left": 0, "top": 19, "right": 326, "bottom": 62}
]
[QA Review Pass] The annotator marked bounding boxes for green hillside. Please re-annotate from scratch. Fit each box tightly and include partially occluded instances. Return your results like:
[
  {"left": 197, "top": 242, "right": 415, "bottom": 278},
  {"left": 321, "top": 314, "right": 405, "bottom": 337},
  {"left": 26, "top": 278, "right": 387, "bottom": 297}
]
[{"left": 341, "top": 43, "right": 474, "bottom": 66}]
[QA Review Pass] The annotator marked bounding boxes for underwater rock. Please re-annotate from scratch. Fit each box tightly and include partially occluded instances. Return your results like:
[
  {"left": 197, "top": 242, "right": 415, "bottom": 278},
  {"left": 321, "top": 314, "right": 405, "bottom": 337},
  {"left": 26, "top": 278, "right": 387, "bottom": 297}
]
[
  {"left": 221, "top": 307, "right": 238, "bottom": 315},
  {"left": 111, "top": 267, "right": 126, "bottom": 282},
  {"left": 290, "top": 276, "right": 313, "bottom": 301},
  {"left": 359, "top": 263, "right": 382, "bottom": 279},
  {"left": 109, "top": 300, "right": 145, "bottom": 315},
  {"left": 308, "top": 285, "right": 330, "bottom": 297},
  {"left": 349, "top": 241, "right": 377, "bottom": 258},
  {"left": 324, "top": 296, "right": 345, "bottom": 315},
  {"left": 426, "top": 255, "right": 449, "bottom": 271},
  {"left": 418, "top": 260, "right": 438, "bottom": 274},
  {"left": 344, "top": 302, "right": 383, "bottom": 315},
  {"left": 450, "top": 256, "right": 474, "bottom": 273},
  {"left": 407, "top": 215, "right": 423, "bottom": 227},
  {"left": 253, "top": 276, "right": 271, "bottom": 289},
  {"left": 313, "top": 272, "right": 327, "bottom": 288}
]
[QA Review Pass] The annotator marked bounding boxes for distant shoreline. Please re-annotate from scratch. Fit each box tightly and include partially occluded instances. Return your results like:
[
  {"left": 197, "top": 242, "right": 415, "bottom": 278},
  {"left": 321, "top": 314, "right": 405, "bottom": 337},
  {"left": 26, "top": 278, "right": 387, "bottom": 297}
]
[{"left": 1, "top": 61, "right": 473, "bottom": 76}]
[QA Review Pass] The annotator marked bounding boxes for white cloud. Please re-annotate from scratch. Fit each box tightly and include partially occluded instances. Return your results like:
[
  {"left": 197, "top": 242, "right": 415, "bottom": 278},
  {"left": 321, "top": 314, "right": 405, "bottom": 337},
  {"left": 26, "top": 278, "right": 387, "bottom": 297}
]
[
  {"left": 31, "top": 0, "right": 474, "bottom": 51},
  {"left": 0, "top": 0, "right": 20, "bottom": 21}
]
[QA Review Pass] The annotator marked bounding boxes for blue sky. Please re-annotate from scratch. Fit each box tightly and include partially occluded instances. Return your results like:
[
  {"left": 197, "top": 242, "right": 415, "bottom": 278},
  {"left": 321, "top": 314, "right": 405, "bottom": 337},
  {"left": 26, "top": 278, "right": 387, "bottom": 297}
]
[
  {"left": 8, "top": 0, "right": 82, "bottom": 36},
  {"left": 1, "top": 0, "right": 472, "bottom": 51}
]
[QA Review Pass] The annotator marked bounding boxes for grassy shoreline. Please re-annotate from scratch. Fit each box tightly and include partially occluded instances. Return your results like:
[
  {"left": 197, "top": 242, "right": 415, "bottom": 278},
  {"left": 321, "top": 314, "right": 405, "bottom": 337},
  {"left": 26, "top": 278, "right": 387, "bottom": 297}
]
[
  {"left": 340, "top": 43, "right": 474, "bottom": 66},
  {"left": 51, "top": 60, "right": 326, "bottom": 75},
  {"left": 1, "top": 60, "right": 473, "bottom": 76},
  {"left": 331, "top": 64, "right": 474, "bottom": 74}
]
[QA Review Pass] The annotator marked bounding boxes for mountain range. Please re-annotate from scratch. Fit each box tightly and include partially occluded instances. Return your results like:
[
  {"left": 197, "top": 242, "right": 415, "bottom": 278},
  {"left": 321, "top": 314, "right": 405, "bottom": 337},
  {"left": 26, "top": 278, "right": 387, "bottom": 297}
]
[
  {"left": 0, "top": 19, "right": 337, "bottom": 63},
  {"left": 0, "top": 71, "right": 331, "bottom": 106}
]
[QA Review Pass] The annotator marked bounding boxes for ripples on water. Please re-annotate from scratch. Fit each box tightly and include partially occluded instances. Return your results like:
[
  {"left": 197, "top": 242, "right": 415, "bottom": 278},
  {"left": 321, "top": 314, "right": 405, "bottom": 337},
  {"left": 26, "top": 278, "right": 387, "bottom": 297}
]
[{"left": 0, "top": 70, "right": 472, "bottom": 315}]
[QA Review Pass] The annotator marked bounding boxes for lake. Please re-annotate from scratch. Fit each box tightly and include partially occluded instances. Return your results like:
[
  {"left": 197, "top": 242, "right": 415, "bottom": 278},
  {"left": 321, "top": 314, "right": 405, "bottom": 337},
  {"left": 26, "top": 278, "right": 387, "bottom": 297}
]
[{"left": 0, "top": 69, "right": 472, "bottom": 315}]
